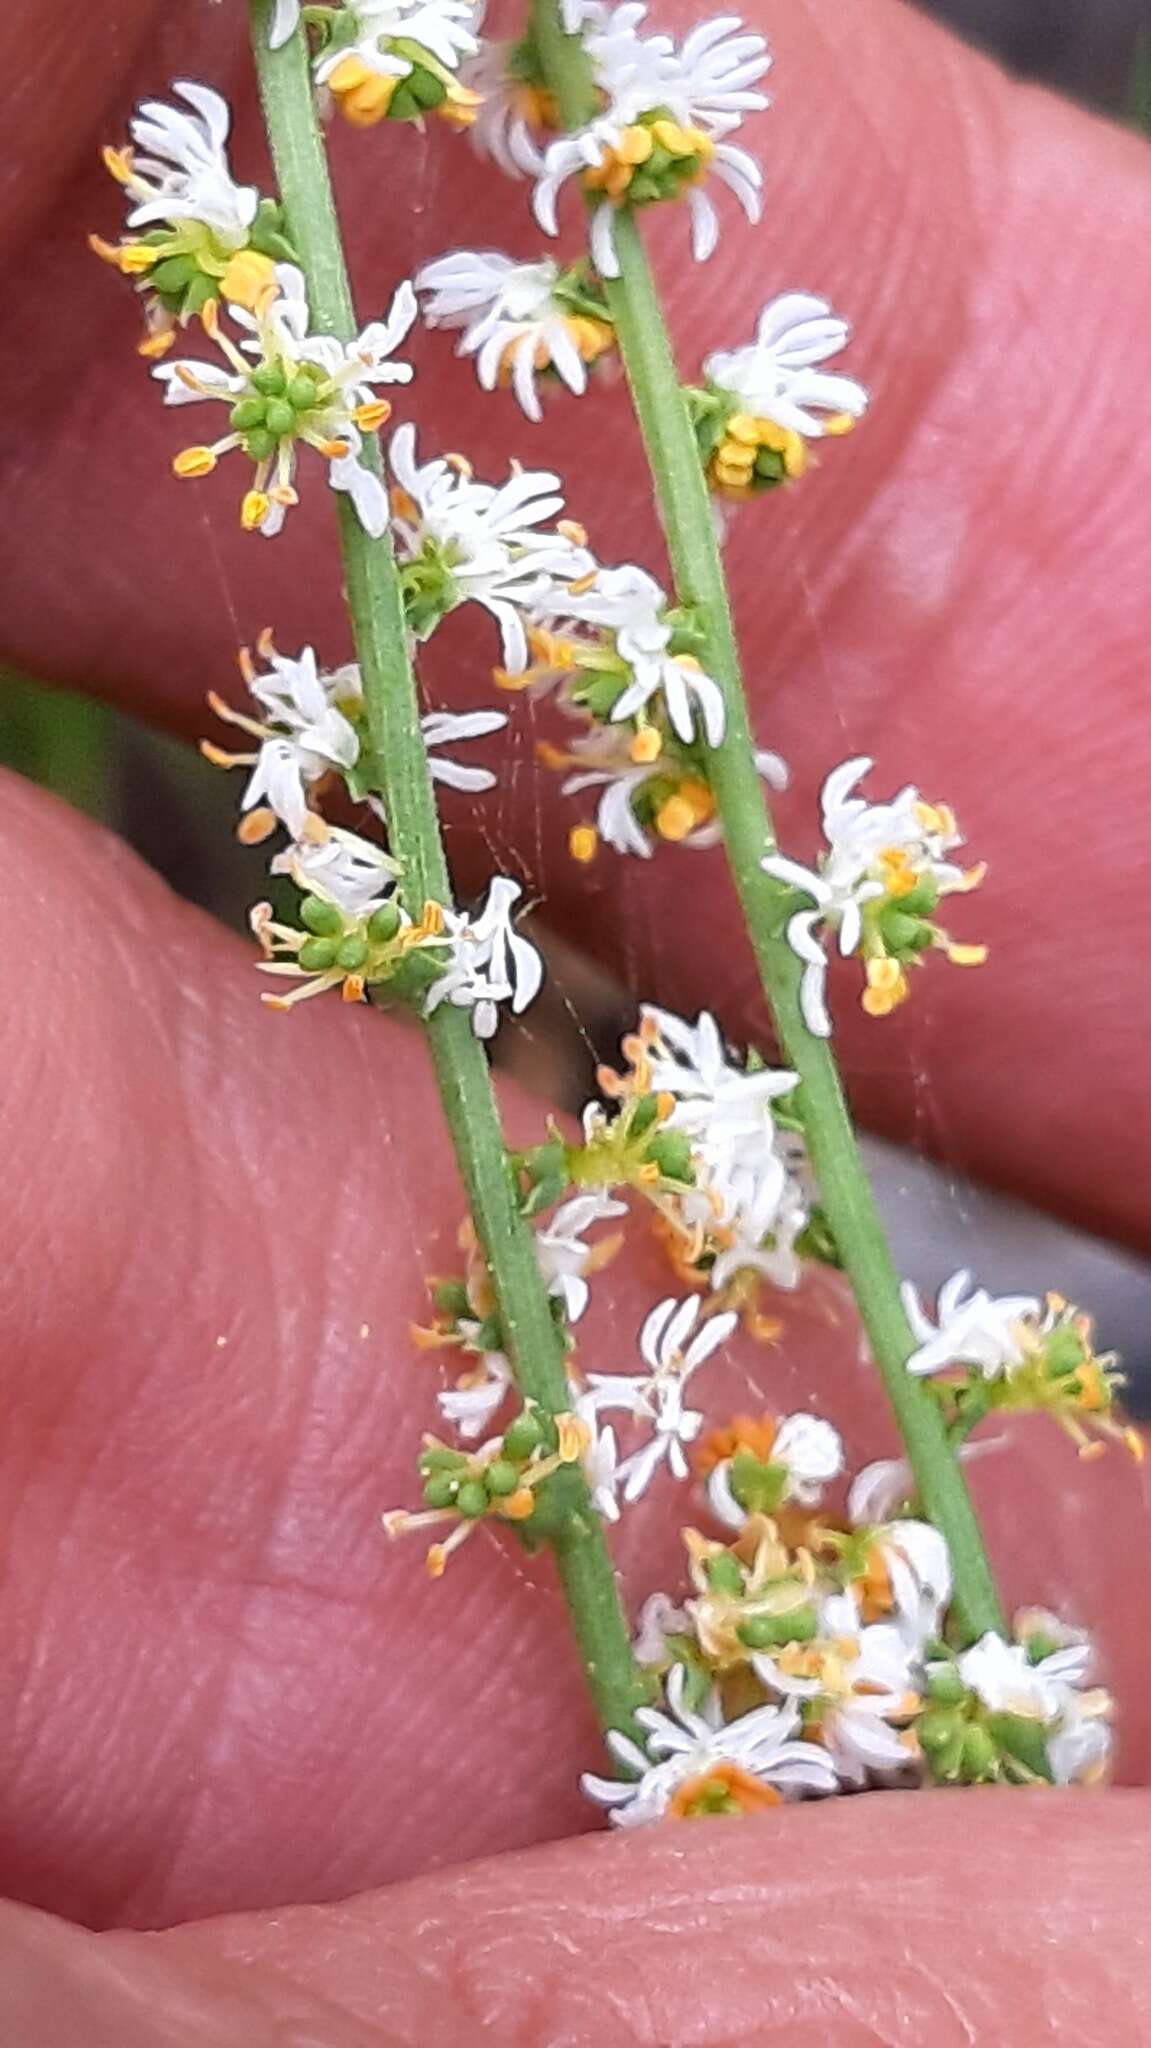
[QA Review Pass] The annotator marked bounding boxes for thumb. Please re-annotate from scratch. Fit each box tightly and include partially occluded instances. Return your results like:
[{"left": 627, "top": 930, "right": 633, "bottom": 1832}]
[{"left": 8, "top": 1792, "right": 1151, "bottom": 2044}]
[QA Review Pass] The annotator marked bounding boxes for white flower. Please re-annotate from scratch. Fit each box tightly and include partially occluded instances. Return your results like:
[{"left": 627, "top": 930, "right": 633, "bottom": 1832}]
[
  {"left": 957, "top": 1631, "right": 1092, "bottom": 1720},
  {"left": 155, "top": 263, "right": 416, "bottom": 537},
  {"left": 586, "top": 1296, "right": 737, "bottom": 1501},
  {"left": 706, "top": 1411, "right": 844, "bottom": 1529},
  {"left": 639, "top": 1005, "right": 808, "bottom": 1288},
  {"left": 555, "top": 565, "right": 726, "bottom": 746},
  {"left": 632, "top": 1590, "right": 692, "bottom": 1664},
  {"left": 388, "top": 421, "right": 592, "bottom": 670},
  {"left": 462, "top": 41, "right": 551, "bottom": 178},
  {"left": 314, "top": 0, "right": 481, "bottom": 89},
  {"left": 271, "top": 824, "right": 400, "bottom": 919},
  {"left": 574, "top": 1391, "right": 623, "bottom": 1521},
  {"left": 418, "top": 708, "right": 507, "bottom": 791},
  {"left": 863, "top": 1520, "right": 953, "bottom": 1649},
  {"left": 416, "top": 251, "right": 613, "bottom": 422},
  {"left": 560, "top": 725, "right": 786, "bottom": 858},
  {"left": 902, "top": 1269, "right": 1040, "bottom": 1380},
  {"left": 425, "top": 876, "right": 544, "bottom": 1039},
  {"left": 1048, "top": 1692, "right": 1113, "bottom": 1786},
  {"left": 269, "top": 0, "right": 300, "bottom": 47},
  {"left": 582, "top": 1663, "right": 837, "bottom": 1824},
  {"left": 535, "top": 1190, "right": 627, "bottom": 1322},
  {"left": 755, "top": 1591, "right": 920, "bottom": 1788},
  {"left": 762, "top": 756, "right": 981, "bottom": 1036},
  {"left": 704, "top": 292, "right": 868, "bottom": 439},
  {"left": 204, "top": 643, "right": 361, "bottom": 840},
  {"left": 438, "top": 1349, "right": 514, "bottom": 1440},
  {"left": 119, "top": 82, "right": 259, "bottom": 246},
  {"left": 532, "top": 12, "right": 769, "bottom": 277}
]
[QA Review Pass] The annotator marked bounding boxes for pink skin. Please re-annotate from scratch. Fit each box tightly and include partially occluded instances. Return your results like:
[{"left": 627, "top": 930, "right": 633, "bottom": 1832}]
[{"left": 0, "top": 0, "right": 1149, "bottom": 2037}]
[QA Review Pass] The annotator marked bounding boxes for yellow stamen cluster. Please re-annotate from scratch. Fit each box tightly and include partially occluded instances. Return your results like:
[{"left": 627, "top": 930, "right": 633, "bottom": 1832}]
[
  {"left": 326, "top": 54, "right": 480, "bottom": 129},
  {"left": 496, "top": 314, "right": 616, "bottom": 387},
  {"left": 583, "top": 119, "right": 714, "bottom": 205}
]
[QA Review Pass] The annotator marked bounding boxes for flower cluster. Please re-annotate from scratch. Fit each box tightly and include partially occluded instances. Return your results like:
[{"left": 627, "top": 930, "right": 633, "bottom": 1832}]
[
  {"left": 686, "top": 291, "right": 868, "bottom": 497},
  {"left": 763, "top": 757, "right": 987, "bottom": 1036},
  {"left": 155, "top": 262, "right": 417, "bottom": 535},
  {"left": 92, "top": 82, "right": 295, "bottom": 355},
  {"left": 272, "top": 0, "right": 483, "bottom": 128},
  {"left": 415, "top": 252, "right": 616, "bottom": 421},
  {"left": 586, "top": 1474, "right": 1112, "bottom": 1821},
  {"left": 904, "top": 1271, "right": 1143, "bottom": 1461},
  {"left": 531, "top": 7, "right": 770, "bottom": 276}
]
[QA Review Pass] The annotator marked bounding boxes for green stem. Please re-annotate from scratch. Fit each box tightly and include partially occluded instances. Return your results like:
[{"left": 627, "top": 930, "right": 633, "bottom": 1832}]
[
  {"left": 249, "top": 0, "right": 648, "bottom": 1737},
  {"left": 533, "top": 0, "right": 1004, "bottom": 1642}
]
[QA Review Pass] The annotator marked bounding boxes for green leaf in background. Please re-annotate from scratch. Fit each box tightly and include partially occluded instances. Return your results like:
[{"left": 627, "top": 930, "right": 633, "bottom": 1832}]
[{"left": 0, "top": 668, "right": 112, "bottom": 822}]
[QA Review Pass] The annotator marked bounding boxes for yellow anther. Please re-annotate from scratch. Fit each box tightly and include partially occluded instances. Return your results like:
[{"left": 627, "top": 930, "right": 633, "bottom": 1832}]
[
  {"left": 565, "top": 315, "right": 615, "bottom": 362},
  {"left": 391, "top": 485, "right": 419, "bottom": 523},
  {"left": 495, "top": 1487, "right": 537, "bottom": 1522},
  {"left": 219, "top": 248, "right": 276, "bottom": 309},
  {"left": 342, "top": 974, "right": 367, "bottom": 1004},
  {"left": 536, "top": 740, "right": 571, "bottom": 771},
  {"left": 421, "top": 900, "right": 446, "bottom": 936},
  {"left": 616, "top": 124, "right": 655, "bottom": 165},
  {"left": 493, "top": 666, "right": 529, "bottom": 692},
  {"left": 861, "top": 957, "right": 910, "bottom": 1017},
  {"left": 782, "top": 432, "right": 808, "bottom": 478},
  {"left": 637, "top": 1160, "right": 661, "bottom": 1185},
  {"left": 101, "top": 145, "right": 135, "bottom": 186},
  {"left": 426, "top": 1544, "right": 449, "bottom": 1578},
  {"left": 241, "top": 489, "right": 271, "bottom": 530},
  {"left": 557, "top": 519, "right": 588, "bottom": 546},
  {"left": 629, "top": 727, "right": 663, "bottom": 765},
  {"left": 137, "top": 328, "right": 176, "bottom": 359},
  {"left": 1125, "top": 1429, "right": 1146, "bottom": 1463},
  {"left": 353, "top": 399, "right": 393, "bottom": 431},
  {"left": 1077, "top": 1441, "right": 1107, "bottom": 1463},
  {"left": 724, "top": 414, "right": 763, "bottom": 448},
  {"left": 316, "top": 437, "right": 350, "bottom": 459},
  {"left": 680, "top": 778, "right": 715, "bottom": 823},
  {"left": 115, "top": 243, "right": 158, "bottom": 274},
  {"left": 329, "top": 55, "right": 397, "bottom": 126},
  {"left": 556, "top": 1413, "right": 587, "bottom": 1463},
  {"left": 569, "top": 824, "right": 598, "bottom": 863},
  {"left": 655, "top": 794, "right": 698, "bottom": 842},
  {"left": 822, "top": 412, "right": 857, "bottom": 438},
  {"left": 567, "top": 571, "right": 598, "bottom": 596},
  {"left": 173, "top": 446, "right": 217, "bottom": 478},
  {"left": 237, "top": 806, "right": 278, "bottom": 845},
  {"left": 439, "top": 83, "right": 482, "bottom": 128},
  {"left": 946, "top": 942, "right": 988, "bottom": 967}
]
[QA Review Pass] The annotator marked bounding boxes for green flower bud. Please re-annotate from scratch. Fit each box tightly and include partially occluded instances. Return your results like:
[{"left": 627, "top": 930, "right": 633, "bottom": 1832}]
[
  {"left": 474, "top": 1315, "right": 504, "bottom": 1354},
  {"left": 737, "top": 1606, "right": 818, "bottom": 1649},
  {"left": 1043, "top": 1327, "right": 1087, "bottom": 1379},
  {"left": 960, "top": 1722, "right": 1000, "bottom": 1783},
  {"left": 264, "top": 398, "right": 297, "bottom": 440},
  {"left": 986, "top": 1712, "right": 1054, "bottom": 1782},
  {"left": 484, "top": 1459, "right": 521, "bottom": 1498},
  {"left": 419, "top": 1446, "right": 467, "bottom": 1473},
  {"left": 644, "top": 1130, "right": 695, "bottom": 1182},
  {"left": 896, "top": 876, "right": 940, "bottom": 917},
  {"left": 502, "top": 1410, "right": 544, "bottom": 1461},
  {"left": 148, "top": 253, "right": 195, "bottom": 294},
  {"left": 251, "top": 362, "right": 287, "bottom": 396},
  {"left": 705, "top": 1553, "right": 745, "bottom": 1598},
  {"left": 431, "top": 1279, "right": 470, "bottom": 1318},
  {"left": 729, "top": 1449, "right": 787, "bottom": 1515},
  {"left": 367, "top": 901, "right": 402, "bottom": 944},
  {"left": 926, "top": 1663, "right": 967, "bottom": 1706},
  {"left": 300, "top": 894, "right": 343, "bottom": 936},
  {"left": 407, "top": 64, "right": 448, "bottom": 108},
  {"left": 230, "top": 396, "right": 267, "bottom": 433},
  {"left": 455, "top": 1480, "right": 490, "bottom": 1520},
  {"left": 629, "top": 1092, "right": 661, "bottom": 1135},
  {"left": 335, "top": 935, "right": 370, "bottom": 971},
  {"left": 881, "top": 909, "right": 930, "bottom": 954},
  {"left": 243, "top": 426, "right": 278, "bottom": 463},
  {"left": 298, "top": 936, "right": 338, "bottom": 972},
  {"left": 917, "top": 1706, "right": 966, "bottom": 1782},
  {"left": 286, "top": 370, "right": 321, "bottom": 410},
  {"left": 422, "top": 1472, "right": 457, "bottom": 1510}
]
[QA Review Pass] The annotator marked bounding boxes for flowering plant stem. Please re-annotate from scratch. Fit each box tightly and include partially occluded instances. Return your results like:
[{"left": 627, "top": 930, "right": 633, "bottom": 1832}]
[
  {"left": 532, "top": 0, "right": 1005, "bottom": 1644},
  {"left": 249, "top": 0, "right": 650, "bottom": 1739}
]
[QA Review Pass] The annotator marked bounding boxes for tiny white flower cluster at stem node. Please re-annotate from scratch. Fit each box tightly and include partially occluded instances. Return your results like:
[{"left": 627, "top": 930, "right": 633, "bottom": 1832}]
[{"left": 762, "top": 755, "right": 987, "bottom": 1036}]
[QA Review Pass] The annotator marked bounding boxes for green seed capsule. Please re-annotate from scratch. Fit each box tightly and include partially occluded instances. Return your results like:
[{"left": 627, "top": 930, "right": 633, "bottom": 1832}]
[
  {"left": 243, "top": 427, "right": 277, "bottom": 462},
  {"left": 407, "top": 64, "right": 447, "bottom": 108},
  {"left": 287, "top": 371, "right": 320, "bottom": 410},
  {"left": 705, "top": 1553, "right": 744, "bottom": 1598},
  {"left": 300, "top": 895, "right": 343, "bottom": 937},
  {"left": 147, "top": 254, "right": 195, "bottom": 293},
  {"left": 252, "top": 362, "right": 287, "bottom": 396},
  {"left": 419, "top": 1446, "right": 468, "bottom": 1472},
  {"left": 960, "top": 1723, "right": 1000, "bottom": 1783},
  {"left": 432, "top": 1279, "right": 471, "bottom": 1317},
  {"left": 503, "top": 1411, "right": 544, "bottom": 1461},
  {"left": 455, "top": 1480, "right": 489, "bottom": 1520},
  {"left": 737, "top": 1606, "right": 819, "bottom": 1650},
  {"left": 644, "top": 1131, "right": 694, "bottom": 1182},
  {"left": 484, "top": 1459, "right": 520, "bottom": 1497},
  {"left": 367, "top": 902, "right": 402, "bottom": 944},
  {"left": 629, "top": 1092, "right": 660, "bottom": 1135},
  {"left": 926, "top": 1663, "right": 967, "bottom": 1706},
  {"left": 422, "top": 1472, "right": 457, "bottom": 1510},
  {"left": 335, "top": 935, "right": 370, "bottom": 971},
  {"left": 298, "top": 936, "right": 338, "bottom": 972},
  {"left": 264, "top": 399, "right": 297, "bottom": 440},
  {"left": 230, "top": 396, "right": 267, "bottom": 433},
  {"left": 917, "top": 1705, "right": 963, "bottom": 1758}
]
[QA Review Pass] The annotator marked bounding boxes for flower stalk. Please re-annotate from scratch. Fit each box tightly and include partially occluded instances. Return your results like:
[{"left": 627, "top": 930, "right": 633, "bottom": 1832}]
[
  {"left": 248, "top": 0, "right": 649, "bottom": 1737},
  {"left": 531, "top": 0, "right": 1005, "bottom": 1643}
]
